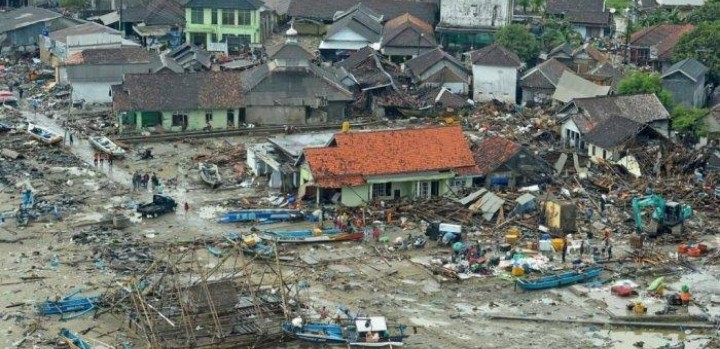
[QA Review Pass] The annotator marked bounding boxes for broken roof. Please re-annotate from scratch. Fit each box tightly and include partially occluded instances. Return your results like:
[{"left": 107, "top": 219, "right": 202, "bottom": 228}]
[
  {"left": 185, "top": 0, "right": 264, "bottom": 9},
  {"left": 661, "top": 58, "right": 709, "bottom": 82},
  {"left": 288, "top": 0, "right": 438, "bottom": 25},
  {"left": 582, "top": 116, "right": 647, "bottom": 149},
  {"left": 303, "top": 126, "right": 477, "bottom": 187},
  {"left": 0, "top": 7, "right": 61, "bottom": 34},
  {"left": 552, "top": 71, "right": 611, "bottom": 103},
  {"left": 546, "top": 0, "right": 610, "bottom": 25},
  {"left": 381, "top": 13, "right": 436, "bottom": 49},
  {"left": 564, "top": 94, "right": 670, "bottom": 133},
  {"left": 469, "top": 44, "right": 523, "bottom": 68},
  {"left": 241, "top": 62, "right": 354, "bottom": 104},
  {"left": 405, "top": 48, "right": 466, "bottom": 78},
  {"left": 519, "top": 58, "right": 571, "bottom": 89},
  {"left": 334, "top": 46, "right": 397, "bottom": 90},
  {"left": 416, "top": 87, "right": 469, "bottom": 110},
  {"left": 630, "top": 24, "right": 694, "bottom": 60},
  {"left": 112, "top": 71, "right": 246, "bottom": 112},
  {"left": 164, "top": 43, "right": 212, "bottom": 70},
  {"left": 64, "top": 46, "right": 157, "bottom": 66},
  {"left": 472, "top": 136, "right": 523, "bottom": 176},
  {"left": 262, "top": 0, "right": 292, "bottom": 15}
]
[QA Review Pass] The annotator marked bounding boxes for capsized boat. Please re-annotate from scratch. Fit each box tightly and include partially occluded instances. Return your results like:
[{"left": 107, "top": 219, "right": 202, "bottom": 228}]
[
  {"left": 88, "top": 135, "right": 126, "bottom": 158},
  {"left": 27, "top": 123, "right": 63, "bottom": 145},
  {"left": 199, "top": 162, "right": 221, "bottom": 188},
  {"left": 283, "top": 315, "right": 408, "bottom": 347},
  {"left": 516, "top": 267, "right": 602, "bottom": 291},
  {"left": 260, "top": 228, "right": 364, "bottom": 243},
  {"left": 217, "top": 209, "right": 304, "bottom": 223}
]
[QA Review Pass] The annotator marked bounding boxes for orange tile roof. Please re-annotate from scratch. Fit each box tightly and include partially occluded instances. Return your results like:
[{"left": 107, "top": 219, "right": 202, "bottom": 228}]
[
  {"left": 304, "top": 126, "right": 477, "bottom": 187},
  {"left": 472, "top": 136, "right": 522, "bottom": 175}
]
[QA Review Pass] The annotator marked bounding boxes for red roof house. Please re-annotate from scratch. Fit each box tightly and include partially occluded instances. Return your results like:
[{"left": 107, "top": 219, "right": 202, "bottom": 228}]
[{"left": 302, "top": 126, "right": 477, "bottom": 206}]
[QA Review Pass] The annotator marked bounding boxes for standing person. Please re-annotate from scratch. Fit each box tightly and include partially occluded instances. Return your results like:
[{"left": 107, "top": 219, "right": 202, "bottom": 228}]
[
  {"left": 69, "top": 133, "right": 74, "bottom": 145},
  {"left": 131, "top": 171, "right": 138, "bottom": 191},
  {"left": 93, "top": 153, "right": 99, "bottom": 167},
  {"left": 600, "top": 194, "right": 608, "bottom": 216},
  {"left": 99, "top": 153, "right": 105, "bottom": 168},
  {"left": 561, "top": 237, "right": 568, "bottom": 263},
  {"left": 107, "top": 155, "right": 113, "bottom": 170},
  {"left": 183, "top": 202, "right": 190, "bottom": 220},
  {"left": 151, "top": 173, "right": 159, "bottom": 189},
  {"left": 143, "top": 173, "right": 150, "bottom": 189},
  {"left": 606, "top": 238, "right": 613, "bottom": 259}
]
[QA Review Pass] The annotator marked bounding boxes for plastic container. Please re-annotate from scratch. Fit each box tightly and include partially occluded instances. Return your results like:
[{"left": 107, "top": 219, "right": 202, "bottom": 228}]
[
  {"left": 678, "top": 245, "right": 688, "bottom": 254},
  {"left": 551, "top": 238, "right": 564, "bottom": 251},
  {"left": 506, "top": 234, "right": 519, "bottom": 244},
  {"left": 512, "top": 266, "right": 524, "bottom": 276},
  {"left": 244, "top": 236, "right": 257, "bottom": 247}
]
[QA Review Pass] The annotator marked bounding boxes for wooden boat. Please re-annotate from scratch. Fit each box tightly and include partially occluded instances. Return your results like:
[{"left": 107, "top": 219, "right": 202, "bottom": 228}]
[
  {"left": 27, "top": 123, "right": 63, "bottom": 145},
  {"left": 282, "top": 315, "right": 408, "bottom": 347},
  {"left": 88, "top": 135, "right": 126, "bottom": 158},
  {"left": 60, "top": 328, "right": 91, "bottom": 349},
  {"left": 259, "top": 228, "right": 364, "bottom": 243},
  {"left": 516, "top": 267, "right": 602, "bottom": 291},
  {"left": 217, "top": 209, "right": 304, "bottom": 223},
  {"left": 199, "top": 162, "right": 221, "bottom": 188}
]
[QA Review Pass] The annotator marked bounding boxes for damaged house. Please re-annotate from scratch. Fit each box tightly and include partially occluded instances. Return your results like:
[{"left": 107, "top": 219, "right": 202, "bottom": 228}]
[
  {"left": 545, "top": 0, "right": 612, "bottom": 39},
  {"left": 247, "top": 132, "right": 335, "bottom": 191},
  {"left": 583, "top": 115, "right": 669, "bottom": 162},
  {"left": 318, "top": 4, "right": 384, "bottom": 61},
  {"left": 467, "top": 44, "right": 523, "bottom": 104},
  {"left": 628, "top": 24, "right": 694, "bottom": 72},
  {"left": 557, "top": 94, "right": 670, "bottom": 151},
  {"left": 241, "top": 30, "right": 354, "bottom": 124},
  {"left": 519, "top": 58, "right": 571, "bottom": 104},
  {"left": 404, "top": 47, "right": 470, "bottom": 95},
  {"left": 380, "top": 13, "right": 437, "bottom": 62},
  {"left": 112, "top": 71, "right": 246, "bottom": 133},
  {"left": 300, "top": 126, "right": 478, "bottom": 207},
  {"left": 471, "top": 136, "right": 551, "bottom": 188}
]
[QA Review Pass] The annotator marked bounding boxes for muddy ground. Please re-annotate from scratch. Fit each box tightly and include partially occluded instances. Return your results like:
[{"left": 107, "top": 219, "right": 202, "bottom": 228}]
[{"left": 1, "top": 105, "right": 719, "bottom": 349}]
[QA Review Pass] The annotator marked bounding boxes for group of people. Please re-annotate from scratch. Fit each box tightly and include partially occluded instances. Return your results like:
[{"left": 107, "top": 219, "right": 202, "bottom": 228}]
[
  {"left": 93, "top": 152, "right": 112, "bottom": 168},
  {"left": 132, "top": 171, "right": 160, "bottom": 192}
]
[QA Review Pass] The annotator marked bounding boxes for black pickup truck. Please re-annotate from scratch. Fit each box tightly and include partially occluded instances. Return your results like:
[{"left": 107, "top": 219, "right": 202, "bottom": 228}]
[{"left": 137, "top": 195, "right": 177, "bottom": 218}]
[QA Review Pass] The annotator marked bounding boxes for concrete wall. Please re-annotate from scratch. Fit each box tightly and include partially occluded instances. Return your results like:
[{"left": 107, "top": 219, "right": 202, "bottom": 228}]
[
  {"left": 561, "top": 119, "right": 584, "bottom": 148},
  {"left": 247, "top": 106, "right": 307, "bottom": 125},
  {"left": 663, "top": 73, "right": 706, "bottom": 108},
  {"left": 119, "top": 108, "right": 243, "bottom": 132},
  {"left": 185, "top": 8, "right": 262, "bottom": 45},
  {"left": 61, "top": 62, "right": 155, "bottom": 83},
  {"left": 420, "top": 61, "right": 469, "bottom": 94},
  {"left": 440, "top": 0, "right": 512, "bottom": 29},
  {"left": 588, "top": 143, "right": 614, "bottom": 161},
  {"left": 341, "top": 184, "right": 370, "bottom": 207},
  {"left": 472, "top": 64, "right": 517, "bottom": 104}
]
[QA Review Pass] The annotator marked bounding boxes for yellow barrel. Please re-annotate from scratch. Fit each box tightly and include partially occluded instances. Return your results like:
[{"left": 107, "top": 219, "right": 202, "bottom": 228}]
[
  {"left": 512, "top": 266, "right": 524, "bottom": 276},
  {"left": 505, "top": 234, "right": 519, "bottom": 245},
  {"left": 551, "top": 238, "right": 564, "bottom": 251},
  {"left": 244, "top": 236, "right": 256, "bottom": 247}
]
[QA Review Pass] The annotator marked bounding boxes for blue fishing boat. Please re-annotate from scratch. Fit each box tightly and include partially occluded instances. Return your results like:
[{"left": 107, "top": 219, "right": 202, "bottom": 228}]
[
  {"left": 283, "top": 315, "right": 408, "bottom": 347},
  {"left": 60, "top": 328, "right": 92, "bottom": 349},
  {"left": 217, "top": 209, "right": 304, "bottom": 224},
  {"left": 36, "top": 295, "right": 98, "bottom": 316},
  {"left": 516, "top": 267, "right": 602, "bottom": 291},
  {"left": 260, "top": 228, "right": 364, "bottom": 243}
]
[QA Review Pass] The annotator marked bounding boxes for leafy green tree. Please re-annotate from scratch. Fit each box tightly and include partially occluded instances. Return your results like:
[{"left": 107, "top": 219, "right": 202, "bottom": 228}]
[
  {"left": 518, "top": 0, "right": 531, "bottom": 13},
  {"left": 685, "top": 2, "right": 720, "bottom": 24},
  {"left": 530, "top": 0, "right": 545, "bottom": 13},
  {"left": 494, "top": 24, "right": 540, "bottom": 64},
  {"left": 636, "top": 7, "right": 682, "bottom": 29},
  {"left": 671, "top": 106, "right": 708, "bottom": 137},
  {"left": 60, "top": 0, "right": 90, "bottom": 10},
  {"left": 672, "top": 22, "right": 720, "bottom": 83},
  {"left": 617, "top": 71, "right": 673, "bottom": 108},
  {"left": 605, "top": 0, "right": 630, "bottom": 11},
  {"left": 541, "top": 18, "right": 583, "bottom": 51}
]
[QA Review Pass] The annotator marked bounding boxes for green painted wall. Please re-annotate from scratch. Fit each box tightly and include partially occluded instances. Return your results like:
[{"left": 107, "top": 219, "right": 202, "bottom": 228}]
[
  {"left": 185, "top": 8, "right": 261, "bottom": 44},
  {"left": 118, "top": 109, "right": 242, "bottom": 133},
  {"left": 341, "top": 184, "right": 370, "bottom": 207}
]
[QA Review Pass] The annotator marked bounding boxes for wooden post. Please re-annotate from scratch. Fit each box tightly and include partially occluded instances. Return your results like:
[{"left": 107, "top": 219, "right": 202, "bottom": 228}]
[{"left": 274, "top": 241, "right": 289, "bottom": 320}]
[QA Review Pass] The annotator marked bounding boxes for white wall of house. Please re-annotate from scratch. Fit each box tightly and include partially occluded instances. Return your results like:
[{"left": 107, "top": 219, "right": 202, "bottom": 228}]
[
  {"left": 440, "top": 0, "right": 512, "bottom": 28},
  {"left": 472, "top": 64, "right": 517, "bottom": 104},
  {"left": 443, "top": 82, "right": 466, "bottom": 94},
  {"left": 588, "top": 143, "right": 613, "bottom": 160},
  {"left": 561, "top": 119, "right": 585, "bottom": 148}
]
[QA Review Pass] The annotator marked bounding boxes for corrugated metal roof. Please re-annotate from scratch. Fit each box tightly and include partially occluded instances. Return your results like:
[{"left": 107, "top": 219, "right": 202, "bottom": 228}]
[
  {"left": 552, "top": 71, "right": 610, "bottom": 103},
  {"left": 0, "top": 7, "right": 61, "bottom": 34},
  {"left": 661, "top": 58, "right": 709, "bottom": 82}
]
